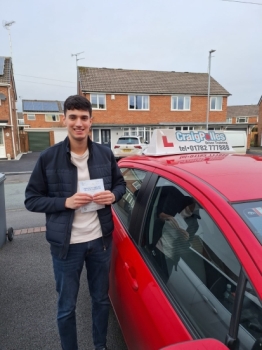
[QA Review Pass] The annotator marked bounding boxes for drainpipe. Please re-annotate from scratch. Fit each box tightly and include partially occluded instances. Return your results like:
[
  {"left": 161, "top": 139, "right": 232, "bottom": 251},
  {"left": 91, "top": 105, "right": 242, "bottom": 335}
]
[{"left": 8, "top": 86, "right": 17, "bottom": 159}]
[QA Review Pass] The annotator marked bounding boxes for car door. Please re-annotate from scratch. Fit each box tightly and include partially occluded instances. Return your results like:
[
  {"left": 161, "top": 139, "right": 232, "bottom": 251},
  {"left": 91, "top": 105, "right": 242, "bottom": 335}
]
[
  {"left": 140, "top": 173, "right": 262, "bottom": 350},
  {"left": 111, "top": 166, "right": 192, "bottom": 350}
]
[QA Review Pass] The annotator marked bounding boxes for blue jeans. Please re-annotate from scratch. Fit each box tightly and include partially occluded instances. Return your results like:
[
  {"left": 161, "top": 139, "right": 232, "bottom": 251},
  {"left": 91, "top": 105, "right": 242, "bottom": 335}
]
[{"left": 51, "top": 237, "right": 112, "bottom": 350}]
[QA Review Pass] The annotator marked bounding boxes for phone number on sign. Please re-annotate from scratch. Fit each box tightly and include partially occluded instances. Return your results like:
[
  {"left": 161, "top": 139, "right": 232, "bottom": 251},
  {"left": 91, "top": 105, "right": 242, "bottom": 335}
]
[{"left": 179, "top": 144, "right": 230, "bottom": 152}]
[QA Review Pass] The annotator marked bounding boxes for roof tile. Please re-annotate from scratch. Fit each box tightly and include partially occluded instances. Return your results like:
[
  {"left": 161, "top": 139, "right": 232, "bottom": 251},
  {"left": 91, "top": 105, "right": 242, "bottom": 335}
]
[
  {"left": 227, "top": 105, "right": 259, "bottom": 118},
  {"left": 78, "top": 67, "right": 230, "bottom": 96}
]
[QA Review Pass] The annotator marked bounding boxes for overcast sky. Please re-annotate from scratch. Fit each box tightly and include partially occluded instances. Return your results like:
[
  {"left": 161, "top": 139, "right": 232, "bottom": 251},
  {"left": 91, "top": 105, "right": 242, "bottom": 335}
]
[{"left": 1, "top": 0, "right": 261, "bottom": 112}]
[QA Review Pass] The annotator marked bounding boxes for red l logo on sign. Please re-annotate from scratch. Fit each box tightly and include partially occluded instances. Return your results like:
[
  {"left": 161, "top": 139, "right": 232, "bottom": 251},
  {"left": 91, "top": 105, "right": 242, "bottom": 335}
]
[{"left": 162, "top": 136, "right": 174, "bottom": 147}]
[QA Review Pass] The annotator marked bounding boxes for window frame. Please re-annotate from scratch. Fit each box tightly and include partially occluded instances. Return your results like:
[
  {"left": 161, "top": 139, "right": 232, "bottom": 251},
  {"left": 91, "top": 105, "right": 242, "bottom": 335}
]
[
  {"left": 45, "top": 114, "right": 60, "bottom": 122},
  {"left": 171, "top": 95, "right": 191, "bottom": 111},
  {"left": 90, "top": 94, "right": 106, "bottom": 110},
  {"left": 128, "top": 95, "right": 149, "bottom": 111},
  {"left": 236, "top": 117, "right": 248, "bottom": 123},
  {"left": 210, "top": 96, "right": 223, "bottom": 111},
  {"left": 27, "top": 114, "right": 36, "bottom": 120}
]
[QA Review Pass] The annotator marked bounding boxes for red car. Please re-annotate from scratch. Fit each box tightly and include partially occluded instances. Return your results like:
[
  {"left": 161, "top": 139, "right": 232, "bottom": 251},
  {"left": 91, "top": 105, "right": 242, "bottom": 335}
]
[{"left": 109, "top": 130, "right": 262, "bottom": 350}]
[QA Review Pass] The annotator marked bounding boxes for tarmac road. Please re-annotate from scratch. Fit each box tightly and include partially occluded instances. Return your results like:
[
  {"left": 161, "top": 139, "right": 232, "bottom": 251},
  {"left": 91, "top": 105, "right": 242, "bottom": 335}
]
[{"left": 0, "top": 232, "right": 128, "bottom": 350}]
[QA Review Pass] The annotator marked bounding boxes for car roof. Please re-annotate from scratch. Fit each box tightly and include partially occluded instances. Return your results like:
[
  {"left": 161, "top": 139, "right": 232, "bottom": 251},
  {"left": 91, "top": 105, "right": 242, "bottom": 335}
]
[
  {"left": 119, "top": 153, "right": 262, "bottom": 202},
  {"left": 118, "top": 136, "right": 140, "bottom": 138}
]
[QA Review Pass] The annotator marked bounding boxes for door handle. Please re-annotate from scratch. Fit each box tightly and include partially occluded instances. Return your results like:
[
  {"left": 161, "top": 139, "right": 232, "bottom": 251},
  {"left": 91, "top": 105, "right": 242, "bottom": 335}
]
[
  {"left": 124, "top": 262, "right": 139, "bottom": 291},
  {"left": 202, "top": 294, "right": 218, "bottom": 314}
]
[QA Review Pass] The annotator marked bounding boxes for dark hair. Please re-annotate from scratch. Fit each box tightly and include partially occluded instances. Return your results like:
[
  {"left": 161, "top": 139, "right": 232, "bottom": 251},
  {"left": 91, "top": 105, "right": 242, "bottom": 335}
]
[{"left": 64, "top": 95, "right": 92, "bottom": 117}]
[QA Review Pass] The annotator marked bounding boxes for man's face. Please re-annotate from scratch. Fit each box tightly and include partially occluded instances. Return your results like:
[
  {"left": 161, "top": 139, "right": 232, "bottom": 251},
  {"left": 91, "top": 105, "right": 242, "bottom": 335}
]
[{"left": 63, "top": 109, "right": 92, "bottom": 142}]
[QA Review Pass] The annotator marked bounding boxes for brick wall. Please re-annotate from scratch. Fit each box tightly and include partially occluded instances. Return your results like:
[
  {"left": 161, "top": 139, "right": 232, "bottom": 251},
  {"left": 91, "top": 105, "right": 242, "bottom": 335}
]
[
  {"left": 23, "top": 113, "right": 65, "bottom": 128},
  {"left": 0, "top": 85, "right": 20, "bottom": 158},
  {"left": 83, "top": 94, "right": 228, "bottom": 125},
  {"left": 230, "top": 116, "right": 258, "bottom": 124}
]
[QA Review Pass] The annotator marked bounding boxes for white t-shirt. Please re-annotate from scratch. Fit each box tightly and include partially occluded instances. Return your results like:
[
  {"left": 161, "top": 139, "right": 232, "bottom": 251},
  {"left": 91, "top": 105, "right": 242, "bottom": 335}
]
[{"left": 70, "top": 149, "right": 102, "bottom": 244}]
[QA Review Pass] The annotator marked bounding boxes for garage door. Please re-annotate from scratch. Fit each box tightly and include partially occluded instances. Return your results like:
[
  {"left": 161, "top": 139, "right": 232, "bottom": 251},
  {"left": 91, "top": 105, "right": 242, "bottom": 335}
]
[{"left": 28, "top": 132, "right": 50, "bottom": 152}]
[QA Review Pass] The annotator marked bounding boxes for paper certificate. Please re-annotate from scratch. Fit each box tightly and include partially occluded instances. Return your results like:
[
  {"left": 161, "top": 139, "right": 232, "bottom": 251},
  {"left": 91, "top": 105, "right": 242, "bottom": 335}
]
[
  {"left": 79, "top": 179, "right": 105, "bottom": 213},
  {"left": 174, "top": 213, "right": 188, "bottom": 230}
]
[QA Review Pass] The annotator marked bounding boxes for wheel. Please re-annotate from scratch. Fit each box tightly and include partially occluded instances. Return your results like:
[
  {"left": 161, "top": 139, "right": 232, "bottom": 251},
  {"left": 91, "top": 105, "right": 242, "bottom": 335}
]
[{"left": 7, "top": 227, "right": 14, "bottom": 242}]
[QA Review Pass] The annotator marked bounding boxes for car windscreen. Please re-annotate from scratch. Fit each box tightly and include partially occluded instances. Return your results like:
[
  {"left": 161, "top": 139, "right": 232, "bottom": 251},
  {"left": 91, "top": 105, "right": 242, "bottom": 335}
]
[
  {"left": 117, "top": 137, "right": 139, "bottom": 144},
  {"left": 233, "top": 200, "right": 262, "bottom": 244}
]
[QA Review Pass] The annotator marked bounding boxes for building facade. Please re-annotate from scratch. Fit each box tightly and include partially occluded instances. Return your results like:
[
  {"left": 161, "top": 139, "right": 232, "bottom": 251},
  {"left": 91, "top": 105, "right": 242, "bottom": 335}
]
[
  {"left": 21, "top": 67, "right": 258, "bottom": 152},
  {"left": 22, "top": 100, "right": 64, "bottom": 151},
  {"left": 77, "top": 67, "right": 254, "bottom": 149},
  {"left": 226, "top": 105, "right": 259, "bottom": 147},
  {"left": 0, "top": 57, "right": 20, "bottom": 159}
]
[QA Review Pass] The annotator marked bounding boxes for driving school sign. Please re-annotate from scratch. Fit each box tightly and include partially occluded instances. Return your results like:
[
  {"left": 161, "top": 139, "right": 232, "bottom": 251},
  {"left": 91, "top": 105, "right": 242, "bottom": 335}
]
[{"left": 144, "top": 129, "right": 235, "bottom": 156}]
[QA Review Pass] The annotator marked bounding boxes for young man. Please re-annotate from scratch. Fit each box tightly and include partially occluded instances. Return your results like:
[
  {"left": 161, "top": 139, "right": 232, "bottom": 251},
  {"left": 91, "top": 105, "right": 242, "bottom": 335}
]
[{"left": 25, "top": 95, "right": 126, "bottom": 350}]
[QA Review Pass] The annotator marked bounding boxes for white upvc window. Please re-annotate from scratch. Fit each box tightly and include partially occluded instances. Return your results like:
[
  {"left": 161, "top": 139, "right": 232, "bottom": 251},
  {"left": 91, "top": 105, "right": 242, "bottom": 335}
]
[
  {"left": 210, "top": 96, "right": 222, "bottom": 110},
  {"left": 27, "top": 114, "right": 36, "bottom": 120},
  {"left": 91, "top": 94, "right": 106, "bottom": 109},
  {"left": 236, "top": 117, "right": 248, "bottom": 123},
  {"left": 128, "top": 95, "right": 149, "bottom": 110},
  {"left": 171, "top": 96, "right": 191, "bottom": 110},
  {"left": 226, "top": 118, "right": 232, "bottom": 123},
  {"left": 45, "top": 114, "right": 60, "bottom": 122}
]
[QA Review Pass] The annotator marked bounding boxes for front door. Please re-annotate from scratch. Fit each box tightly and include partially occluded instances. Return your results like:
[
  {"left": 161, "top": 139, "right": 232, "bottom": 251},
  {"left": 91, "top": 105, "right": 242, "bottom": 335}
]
[
  {"left": 101, "top": 129, "right": 111, "bottom": 148},
  {"left": 0, "top": 128, "right": 6, "bottom": 158}
]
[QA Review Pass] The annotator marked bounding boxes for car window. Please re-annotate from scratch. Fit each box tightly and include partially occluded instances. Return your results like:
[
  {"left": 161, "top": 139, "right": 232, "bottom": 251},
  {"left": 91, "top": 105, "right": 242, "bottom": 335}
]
[
  {"left": 113, "top": 167, "right": 147, "bottom": 230},
  {"left": 233, "top": 201, "right": 262, "bottom": 244},
  {"left": 117, "top": 137, "right": 139, "bottom": 144},
  {"left": 239, "top": 283, "right": 262, "bottom": 349},
  {"left": 141, "top": 177, "right": 260, "bottom": 350}
]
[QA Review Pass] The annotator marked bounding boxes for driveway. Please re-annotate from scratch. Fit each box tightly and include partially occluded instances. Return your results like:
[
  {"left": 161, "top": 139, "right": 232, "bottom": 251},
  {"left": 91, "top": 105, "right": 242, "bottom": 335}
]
[{"left": 0, "top": 152, "right": 41, "bottom": 174}]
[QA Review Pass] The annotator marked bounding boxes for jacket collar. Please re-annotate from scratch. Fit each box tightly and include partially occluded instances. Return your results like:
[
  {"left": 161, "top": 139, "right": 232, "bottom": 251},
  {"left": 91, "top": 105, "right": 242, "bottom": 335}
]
[{"left": 63, "top": 136, "right": 93, "bottom": 156}]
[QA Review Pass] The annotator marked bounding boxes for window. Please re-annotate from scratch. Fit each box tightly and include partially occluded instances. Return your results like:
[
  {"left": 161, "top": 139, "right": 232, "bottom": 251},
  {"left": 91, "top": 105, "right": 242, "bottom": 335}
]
[
  {"left": 236, "top": 117, "right": 248, "bottom": 123},
  {"left": 92, "top": 129, "right": 100, "bottom": 143},
  {"left": 113, "top": 168, "right": 147, "bottom": 230},
  {"left": 0, "top": 128, "right": 3, "bottom": 145},
  {"left": 171, "top": 96, "right": 190, "bottom": 110},
  {"left": 27, "top": 114, "right": 35, "bottom": 120},
  {"left": 90, "top": 94, "right": 106, "bottom": 109},
  {"left": 45, "top": 114, "right": 60, "bottom": 122},
  {"left": 123, "top": 126, "right": 151, "bottom": 143},
  {"left": 226, "top": 118, "right": 232, "bottom": 123},
  {"left": 141, "top": 177, "right": 260, "bottom": 349},
  {"left": 129, "top": 95, "right": 149, "bottom": 110},
  {"left": 210, "top": 96, "right": 222, "bottom": 110}
]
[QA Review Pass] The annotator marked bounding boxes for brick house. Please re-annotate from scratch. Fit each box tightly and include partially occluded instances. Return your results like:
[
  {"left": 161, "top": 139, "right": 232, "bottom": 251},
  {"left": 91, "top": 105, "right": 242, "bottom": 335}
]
[
  {"left": 0, "top": 56, "right": 20, "bottom": 159},
  {"left": 22, "top": 100, "right": 65, "bottom": 151},
  {"left": 226, "top": 105, "right": 259, "bottom": 146},
  {"left": 258, "top": 96, "right": 262, "bottom": 146},
  {"left": 77, "top": 67, "right": 238, "bottom": 149}
]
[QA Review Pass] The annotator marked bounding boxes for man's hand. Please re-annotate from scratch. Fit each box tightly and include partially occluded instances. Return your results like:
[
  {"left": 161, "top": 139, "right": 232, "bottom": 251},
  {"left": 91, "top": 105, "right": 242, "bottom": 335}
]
[
  {"left": 165, "top": 216, "right": 189, "bottom": 241},
  {"left": 93, "top": 191, "right": 115, "bottom": 205},
  {"left": 65, "top": 193, "right": 93, "bottom": 209}
]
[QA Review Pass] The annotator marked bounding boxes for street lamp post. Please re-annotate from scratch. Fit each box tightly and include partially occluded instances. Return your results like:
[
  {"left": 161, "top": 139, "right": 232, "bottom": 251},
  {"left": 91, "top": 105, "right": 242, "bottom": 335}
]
[
  {"left": 206, "top": 49, "right": 216, "bottom": 130},
  {"left": 71, "top": 52, "right": 84, "bottom": 94}
]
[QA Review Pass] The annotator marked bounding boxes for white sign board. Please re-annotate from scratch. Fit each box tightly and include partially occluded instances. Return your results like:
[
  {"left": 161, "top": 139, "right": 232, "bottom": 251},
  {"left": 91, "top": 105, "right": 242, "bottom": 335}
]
[{"left": 144, "top": 129, "right": 235, "bottom": 156}]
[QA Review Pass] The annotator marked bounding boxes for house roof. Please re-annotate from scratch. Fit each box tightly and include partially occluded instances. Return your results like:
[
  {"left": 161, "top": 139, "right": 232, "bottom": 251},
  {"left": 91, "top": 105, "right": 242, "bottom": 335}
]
[
  {"left": 227, "top": 105, "right": 259, "bottom": 118},
  {"left": 22, "top": 100, "right": 64, "bottom": 113},
  {"left": 78, "top": 67, "right": 231, "bottom": 96}
]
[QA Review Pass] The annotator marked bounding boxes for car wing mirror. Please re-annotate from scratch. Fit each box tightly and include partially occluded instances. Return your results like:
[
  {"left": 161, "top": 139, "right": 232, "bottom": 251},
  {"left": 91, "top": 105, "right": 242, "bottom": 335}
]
[{"left": 160, "top": 339, "right": 229, "bottom": 350}]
